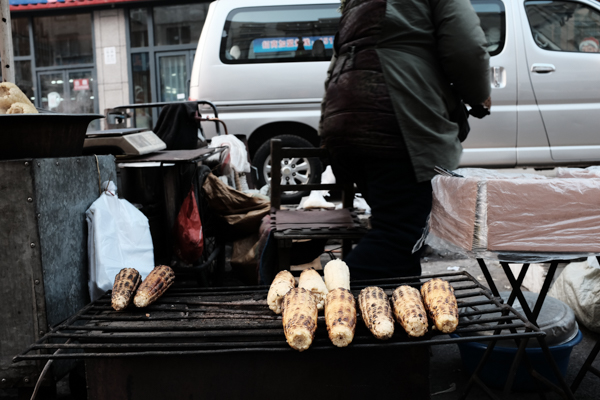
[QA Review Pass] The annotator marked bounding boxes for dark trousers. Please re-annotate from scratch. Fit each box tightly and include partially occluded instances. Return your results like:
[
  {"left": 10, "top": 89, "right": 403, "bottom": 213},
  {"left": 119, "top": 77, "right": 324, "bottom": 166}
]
[{"left": 330, "top": 149, "right": 433, "bottom": 280}]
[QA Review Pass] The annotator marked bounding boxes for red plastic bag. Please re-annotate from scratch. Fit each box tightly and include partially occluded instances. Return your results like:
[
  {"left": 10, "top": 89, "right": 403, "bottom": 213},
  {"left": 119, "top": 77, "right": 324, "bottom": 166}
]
[{"left": 174, "top": 186, "right": 204, "bottom": 263}]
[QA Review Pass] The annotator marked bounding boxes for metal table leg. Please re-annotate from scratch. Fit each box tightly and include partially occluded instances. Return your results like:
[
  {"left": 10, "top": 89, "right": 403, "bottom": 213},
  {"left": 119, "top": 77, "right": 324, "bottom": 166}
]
[
  {"left": 475, "top": 259, "right": 575, "bottom": 400},
  {"left": 571, "top": 337, "right": 600, "bottom": 393}
]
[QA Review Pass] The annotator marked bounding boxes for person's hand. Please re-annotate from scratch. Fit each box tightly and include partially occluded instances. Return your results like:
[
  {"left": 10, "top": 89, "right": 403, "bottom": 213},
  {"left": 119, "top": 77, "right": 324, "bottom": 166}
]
[{"left": 483, "top": 96, "right": 492, "bottom": 110}]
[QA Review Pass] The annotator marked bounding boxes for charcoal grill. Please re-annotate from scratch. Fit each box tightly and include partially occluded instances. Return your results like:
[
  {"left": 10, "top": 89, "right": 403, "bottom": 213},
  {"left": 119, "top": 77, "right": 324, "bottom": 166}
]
[{"left": 13, "top": 271, "right": 566, "bottom": 399}]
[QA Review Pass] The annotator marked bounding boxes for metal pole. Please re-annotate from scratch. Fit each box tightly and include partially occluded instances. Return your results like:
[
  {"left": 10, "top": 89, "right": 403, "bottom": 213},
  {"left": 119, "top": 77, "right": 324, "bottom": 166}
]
[{"left": 0, "top": 0, "right": 15, "bottom": 83}]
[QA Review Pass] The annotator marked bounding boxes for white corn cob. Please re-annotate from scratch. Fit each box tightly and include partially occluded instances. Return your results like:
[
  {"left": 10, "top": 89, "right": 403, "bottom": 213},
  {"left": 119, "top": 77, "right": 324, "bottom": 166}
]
[
  {"left": 421, "top": 278, "right": 459, "bottom": 334},
  {"left": 392, "top": 285, "right": 428, "bottom": 337},
  {"left": 0, "top": 82, "right": 36, "bottom": 110},
  {"left": 323, "top": 259, "right": 350, "bottom": 291},
  {"left": 133, "top": 265, "right": 175, "bottom": 308},
  {"left": 282, "top": 287, "right": 318, "bottom": 351},
  {"left": 111, "top": 268, "right": 142, "bottom": 311},
  {"left": 267, "top": 270, "right": 296, "bottom": 314},
  {"left": 324, "top": 288, "right": 356, "bottom": 347},
  {"left": 298, "top": 268, "right": 328, "bottom": 310},
  {"left": 358, "top": 286, "right": 395, "bottom": 340}
]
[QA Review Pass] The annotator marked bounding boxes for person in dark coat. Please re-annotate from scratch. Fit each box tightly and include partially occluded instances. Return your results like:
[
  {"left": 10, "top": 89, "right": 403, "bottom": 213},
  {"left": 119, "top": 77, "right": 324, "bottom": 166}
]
[{"left": 319, "top": 0, "right": 491, "bottom": 279}]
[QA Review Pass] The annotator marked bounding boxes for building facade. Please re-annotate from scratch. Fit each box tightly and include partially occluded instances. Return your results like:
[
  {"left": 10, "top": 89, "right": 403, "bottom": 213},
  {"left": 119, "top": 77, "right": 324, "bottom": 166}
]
[{"left": 7, "top": 0, "right": 210, "bottom": 129}]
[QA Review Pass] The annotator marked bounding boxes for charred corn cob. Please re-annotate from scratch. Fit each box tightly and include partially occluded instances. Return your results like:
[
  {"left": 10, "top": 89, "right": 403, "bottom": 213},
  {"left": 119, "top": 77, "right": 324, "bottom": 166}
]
[
  {"left": 0, "top": 82, "right": 37, "bottom": 112},
  {"left": 6, "top": 102, "right": 38, "bottom": 114},
  {"left": 298, "top": 268, "right": 328, "bottom": 310},
  {"left": 392, "top": 285, "right": 428, "bottom": 337},
  {"left": 324, "top": 288, "right": 356, "bottom": 347},
  {"left": 358, "top": 286, "right": 395, "bottom": 340},
  {"left": 133, "top": 265, "right": 175, "bottom": 308},
  {"left": 282, "top": 287, "right": 318, "bottom": 351},
  {"left": 111, "top": 268, "right": 142, "bottom": 311},
  {"left": 323, "top": 259, "right": 350, "bottom": 291},
  {"left": 267, "top": 270, "right": 296, "bottom": 314},
  {"left": 421, "top": 278, "right": 459, "bottom": 333}
]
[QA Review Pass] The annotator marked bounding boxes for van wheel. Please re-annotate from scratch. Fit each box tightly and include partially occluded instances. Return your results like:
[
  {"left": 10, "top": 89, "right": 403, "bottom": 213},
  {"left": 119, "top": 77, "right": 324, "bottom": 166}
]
[{"left": 252, "top": 135, "right": 322, "bottom": 204}]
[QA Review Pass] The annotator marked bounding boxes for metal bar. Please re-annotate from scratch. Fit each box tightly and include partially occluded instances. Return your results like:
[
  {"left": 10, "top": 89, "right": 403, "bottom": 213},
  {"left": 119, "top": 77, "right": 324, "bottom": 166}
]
[
  {"left": 499, "top": 263, "right": 536, "bottom": 323},
  {"left": 536, "top": 335, "right": 575, "bottom": 399},
  {"left": 270, "top": 139, "right": 282, "bottom": 209},
  {"left": 476, "top": 258, "right": 500, "bottom": 297},
  {"left": 14, "top": 331, "right": 545, "bottom": 361},
  {"left": 571, "top": 337, "right": 600, "bottom": 393},
  {"left": 502, "top": 262, "right": 529, "bottom": 307},
  {"left": 531, "top": 261, "right": 559, "bottom": 322}
]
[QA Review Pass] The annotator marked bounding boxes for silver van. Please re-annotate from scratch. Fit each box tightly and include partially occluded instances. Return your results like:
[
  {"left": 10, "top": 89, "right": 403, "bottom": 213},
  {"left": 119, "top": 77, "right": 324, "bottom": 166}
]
[{"left": 190, "top": 0, "right": 600, "bottom": 197}]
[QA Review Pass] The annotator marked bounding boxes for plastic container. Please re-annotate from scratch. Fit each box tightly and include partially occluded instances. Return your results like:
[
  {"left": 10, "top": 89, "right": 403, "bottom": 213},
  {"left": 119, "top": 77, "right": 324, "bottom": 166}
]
[{"left": 452, "top": 330, "right": 582, "bottom": 391}]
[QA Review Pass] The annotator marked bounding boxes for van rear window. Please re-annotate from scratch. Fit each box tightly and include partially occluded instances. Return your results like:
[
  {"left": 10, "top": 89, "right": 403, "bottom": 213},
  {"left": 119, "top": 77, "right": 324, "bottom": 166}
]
[{"left": 220, "top": 4, "right": 340, "bottom": 64}]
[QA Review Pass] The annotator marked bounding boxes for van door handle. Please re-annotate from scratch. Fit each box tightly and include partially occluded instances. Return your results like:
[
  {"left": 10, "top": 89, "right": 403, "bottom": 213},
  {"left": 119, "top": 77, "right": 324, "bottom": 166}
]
[{"left": 531, "top": 63, "right": 556, "bottom": 73}]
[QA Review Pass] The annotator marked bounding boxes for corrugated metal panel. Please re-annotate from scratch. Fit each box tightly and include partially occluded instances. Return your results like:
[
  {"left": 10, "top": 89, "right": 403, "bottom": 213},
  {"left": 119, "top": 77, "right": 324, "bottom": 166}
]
[{"left": 0, "top": 155, "right": 116, "bottom": 388}]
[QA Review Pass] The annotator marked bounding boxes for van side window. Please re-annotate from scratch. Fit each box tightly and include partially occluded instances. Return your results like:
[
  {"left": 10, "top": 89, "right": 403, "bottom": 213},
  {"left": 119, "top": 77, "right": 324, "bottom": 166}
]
[
  {"left": 220, "top": 5, "right": 340, "bottom": 64},
  {"left": 525, "top": 0, "right": 600, "bottom": 53},
  {"left": 472, "top": 0, "right": 506, "bottom": 57}
]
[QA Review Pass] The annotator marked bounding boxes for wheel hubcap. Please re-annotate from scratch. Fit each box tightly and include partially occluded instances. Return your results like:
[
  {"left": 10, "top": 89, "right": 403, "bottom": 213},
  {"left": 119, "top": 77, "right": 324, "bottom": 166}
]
[{"left": 264, "top": 156, "right": 312, "bottom": 192}]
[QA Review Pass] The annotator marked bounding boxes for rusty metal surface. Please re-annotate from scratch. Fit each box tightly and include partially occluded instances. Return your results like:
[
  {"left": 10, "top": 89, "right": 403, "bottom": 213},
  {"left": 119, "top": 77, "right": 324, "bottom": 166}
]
[
  {"left": 0, "top": 155, "right": 116, "bottom": 388},
  {"left": 0, "top": 160, "right": 44, "bottom": 387}
]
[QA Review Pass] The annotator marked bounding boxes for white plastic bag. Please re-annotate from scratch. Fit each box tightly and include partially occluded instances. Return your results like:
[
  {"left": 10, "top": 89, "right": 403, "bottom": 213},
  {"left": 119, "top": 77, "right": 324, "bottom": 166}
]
[
  {"left": 209, "top": 135, "right": 251, "bottom": 173},
  {"left": 86, "top": 181, "right": 155, "bottom": 301},
  {"left": 548, "top": 257, "right": 600, "bottom": 333}
]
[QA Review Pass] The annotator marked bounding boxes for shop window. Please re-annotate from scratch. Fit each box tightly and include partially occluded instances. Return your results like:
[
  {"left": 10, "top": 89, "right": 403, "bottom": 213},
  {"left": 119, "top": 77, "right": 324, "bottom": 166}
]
[
  {"left": 220, "top": 4, "right": 339, "bottom": 64},
  {"left": 131, "top": 52, "right": 153, "bottom": 128},
  {"left": 130, "top": 8, "right": 149, "bottom": 48},
  {"left": 12, "top": 18, "right": 30, "bottom": 57},
  {"left": 15, "top": 61, "right": 34, "bottom": 102},
  {"left": 33, "top": 14, "right": 94, "bottom": 67},
  {"left": 525, "top": 0, "right": 600, "bottom": 53},
  {"left": 472, "top": 0, "right": 506, "bottom": 56},
  {"left": 153, "top": 4, "right": 209, "bottom": 46}
]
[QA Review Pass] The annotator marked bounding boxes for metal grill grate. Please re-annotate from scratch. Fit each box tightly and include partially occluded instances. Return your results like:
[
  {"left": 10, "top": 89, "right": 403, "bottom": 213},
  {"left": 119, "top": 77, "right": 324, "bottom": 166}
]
[{"left": 13, "top": 271, "right": 545, "bottom": 361}]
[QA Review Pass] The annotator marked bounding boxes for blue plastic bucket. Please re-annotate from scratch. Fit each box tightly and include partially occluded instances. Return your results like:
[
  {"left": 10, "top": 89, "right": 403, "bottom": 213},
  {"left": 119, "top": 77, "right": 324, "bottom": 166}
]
[{"left": 451, "top": 330, "right": 582, "bottom": 391}]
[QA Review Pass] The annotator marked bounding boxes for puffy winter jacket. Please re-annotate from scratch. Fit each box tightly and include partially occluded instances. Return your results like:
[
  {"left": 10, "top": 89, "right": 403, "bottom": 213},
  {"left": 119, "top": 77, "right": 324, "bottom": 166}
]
[{"left": 319, "top": 0, "right": 491, "bottom": 182}]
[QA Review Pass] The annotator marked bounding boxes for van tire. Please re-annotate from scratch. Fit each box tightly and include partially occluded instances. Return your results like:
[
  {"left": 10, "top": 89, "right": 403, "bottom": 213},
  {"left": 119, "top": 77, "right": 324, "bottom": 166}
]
[{"left": 252, "top": 134, "right": 323, "bottom": 204}]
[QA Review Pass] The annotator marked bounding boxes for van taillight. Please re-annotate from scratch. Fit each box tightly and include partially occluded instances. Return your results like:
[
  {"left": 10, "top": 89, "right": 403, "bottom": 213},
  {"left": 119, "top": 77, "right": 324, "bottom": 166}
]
[{"left": 189, "top": 97, "right": 197, "bottom": 101}]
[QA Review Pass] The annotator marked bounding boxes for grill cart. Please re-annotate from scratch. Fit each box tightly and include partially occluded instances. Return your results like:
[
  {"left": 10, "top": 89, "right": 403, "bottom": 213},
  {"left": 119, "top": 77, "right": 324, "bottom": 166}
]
[{"left": 14, "top": 271, "right": 562, "bottom": 399}]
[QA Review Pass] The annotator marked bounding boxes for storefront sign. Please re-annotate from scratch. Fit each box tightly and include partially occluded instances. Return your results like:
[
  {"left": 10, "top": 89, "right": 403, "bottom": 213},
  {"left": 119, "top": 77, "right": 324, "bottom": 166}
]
[{"left": 73, "top": 79, "right": 90, "bottom": 91}]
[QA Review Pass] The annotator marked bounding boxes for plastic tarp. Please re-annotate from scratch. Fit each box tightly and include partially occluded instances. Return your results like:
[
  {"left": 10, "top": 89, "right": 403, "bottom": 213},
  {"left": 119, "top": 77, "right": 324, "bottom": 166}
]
[
  {"left": 424, "top": 168, "right": 600, "bottom": 262},
  {"left": 86, "top": 181, "right": 155, "bottom": 301}
]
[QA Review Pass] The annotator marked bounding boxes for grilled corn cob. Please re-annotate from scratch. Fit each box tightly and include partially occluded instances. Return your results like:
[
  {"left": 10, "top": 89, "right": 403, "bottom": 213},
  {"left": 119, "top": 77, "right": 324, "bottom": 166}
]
[
  {"left": 392, "top": 285, "right": 428, "bottom": 337},
  {"left": 133, "top": 265, "right": 175, "bottom": 308},
  {"left": 324, "top": 288, "right": 356, "bottom": 347},
  {"left": 0, "top": 82, "right": 37, "bottom": 111},
  {"left": 358, "top": 286, "right": 395, "bottom": 340},
  {"left": 421, "top": 278, "right": 459, "bottom": 333},
  {"left": 282, "top": 287, "right": 318, "bottom": 351},
  {"left": 267, "top": 270, "right": 296, "bottom": 314},
  {"left": 323, "top": 259, "right": 350, "bottom": 291},
  {"left": 111, "top": 268, "right": 142, "bottom": 311},
  {"left": 298, "top": 268, "right": 328, "bottom": 310}
]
